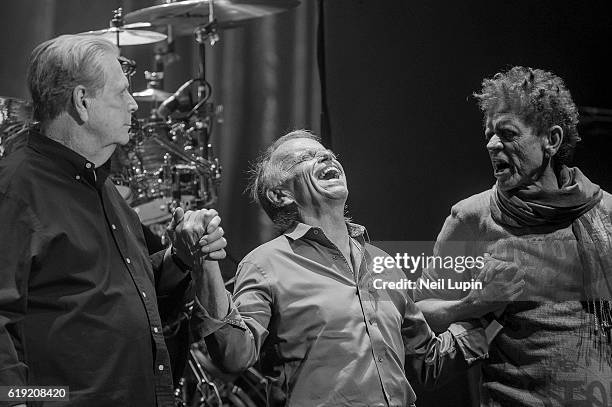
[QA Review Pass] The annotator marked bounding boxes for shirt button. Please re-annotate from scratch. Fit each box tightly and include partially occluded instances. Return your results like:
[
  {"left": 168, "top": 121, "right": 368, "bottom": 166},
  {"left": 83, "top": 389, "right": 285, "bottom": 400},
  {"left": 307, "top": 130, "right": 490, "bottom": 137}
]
[
  {"left": 313, "top": 230, "right": 319, "bottom": 235},
  {"left": 85, "top": 162, "right": 92, "bottom": 169},
  {"left": 111, "top": 224, "right": 117, "bottom": 230},
  {"left": 153, "top": 327, "right": 159, "bottom": 333},
  {"left": 378, "top": 356, "right": 383, "bottom": 362},
  {"left": 126, "top": 258, "right": 131, "bottom": 264},
  {"left": 75, "top": 175, "right": 80, "bottom": 180},
  {"left": 158, "top": 364, "right": 164, "bottom": 371},
  {"left": 142, "top": 291, "right": 147, "bottom": 298}
]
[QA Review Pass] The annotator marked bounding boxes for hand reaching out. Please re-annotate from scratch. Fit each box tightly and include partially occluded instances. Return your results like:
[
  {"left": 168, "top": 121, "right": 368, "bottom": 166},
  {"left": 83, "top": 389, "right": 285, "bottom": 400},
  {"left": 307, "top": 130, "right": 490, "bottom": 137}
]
[{"left": 465, "top": 253, "right": 525, "bottom": 315}]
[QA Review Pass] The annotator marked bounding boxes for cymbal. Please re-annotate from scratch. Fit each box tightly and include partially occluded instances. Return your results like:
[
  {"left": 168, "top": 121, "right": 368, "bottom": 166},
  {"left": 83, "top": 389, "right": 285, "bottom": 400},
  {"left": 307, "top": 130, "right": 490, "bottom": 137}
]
[
  {"left": 132, "top": 88, "right": 173, "bottom": 102},
  {"left": 76, "top": 26, "right": 167, "bottom": 46},
  {"left": 124, "top": 0, "right": 301, "bottom": 35}
]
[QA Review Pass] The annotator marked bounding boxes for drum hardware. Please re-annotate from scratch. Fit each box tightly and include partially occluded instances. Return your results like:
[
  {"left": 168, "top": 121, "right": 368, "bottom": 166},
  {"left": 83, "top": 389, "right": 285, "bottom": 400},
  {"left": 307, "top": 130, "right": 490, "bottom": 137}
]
[
  {"left": 133, "top": 71, "right": 173, "bottom": 103},
  {"left": 0, "top": 96, "right": 34, "bottom": 159},
  {"left": 123, "top": 0, "right": 301, "bottom": 36},
  {"left": 188, "top": 347, "right": 224, "bottom": 406},
  {"left": 133, "top": 40, "right": 178, "bottom": 104},
  {"left": 76, "top": 8, "right": 167, "bottom": 47},
  {"left": 174, "top": 344, "right": 262, "bottom": 407}
]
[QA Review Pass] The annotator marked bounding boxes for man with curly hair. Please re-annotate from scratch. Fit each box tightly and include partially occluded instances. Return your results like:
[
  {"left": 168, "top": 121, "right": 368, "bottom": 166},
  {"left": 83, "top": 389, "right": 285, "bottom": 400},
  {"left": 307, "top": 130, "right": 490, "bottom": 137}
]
[{"left": 415, "top": 66, "right": 612, "bottom": 406}]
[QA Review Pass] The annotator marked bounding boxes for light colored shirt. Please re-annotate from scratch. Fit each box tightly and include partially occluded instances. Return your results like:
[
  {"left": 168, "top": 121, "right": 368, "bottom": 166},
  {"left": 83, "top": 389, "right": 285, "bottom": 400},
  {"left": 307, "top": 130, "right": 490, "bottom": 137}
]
[{"left": 195, "top": 222, "right": 487, "bottom": 406}]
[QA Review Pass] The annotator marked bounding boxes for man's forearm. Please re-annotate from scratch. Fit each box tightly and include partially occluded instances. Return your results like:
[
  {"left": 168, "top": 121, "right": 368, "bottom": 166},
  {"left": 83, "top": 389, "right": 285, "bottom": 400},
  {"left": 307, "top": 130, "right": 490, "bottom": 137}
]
[
  {"left": 416, "top": 298, "right": 485, "bottom": 333},
  {"left": 192, "top": 258, "right": 230, "bottom": 319}
]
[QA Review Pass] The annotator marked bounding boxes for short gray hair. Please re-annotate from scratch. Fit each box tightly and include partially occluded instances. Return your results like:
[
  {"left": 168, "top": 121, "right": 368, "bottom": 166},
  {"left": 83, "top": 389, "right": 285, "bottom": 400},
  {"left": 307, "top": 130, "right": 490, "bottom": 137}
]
[
  {"left": 27, "top": 34, "right": 118, "bottom": 123},
  {"left": 248, "top": 130, "right": 321, "bottom": 231}
]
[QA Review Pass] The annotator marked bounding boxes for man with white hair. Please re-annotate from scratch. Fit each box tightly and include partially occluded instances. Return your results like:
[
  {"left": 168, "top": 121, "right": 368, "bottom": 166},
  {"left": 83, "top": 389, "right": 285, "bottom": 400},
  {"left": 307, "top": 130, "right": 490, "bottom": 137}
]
[{"left": 0, "top": 35, "right": 226, "bottom": 406}]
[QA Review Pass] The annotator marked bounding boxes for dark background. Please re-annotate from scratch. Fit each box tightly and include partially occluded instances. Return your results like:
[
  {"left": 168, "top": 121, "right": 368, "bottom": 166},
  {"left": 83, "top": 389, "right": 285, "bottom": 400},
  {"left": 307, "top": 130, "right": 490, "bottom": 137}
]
[{"left": 323, "top": 0, "right": 612, "bottom": 244}]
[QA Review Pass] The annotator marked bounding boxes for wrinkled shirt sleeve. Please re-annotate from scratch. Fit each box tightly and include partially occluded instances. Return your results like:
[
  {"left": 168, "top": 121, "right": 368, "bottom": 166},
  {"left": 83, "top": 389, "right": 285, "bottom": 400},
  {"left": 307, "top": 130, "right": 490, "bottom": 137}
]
[
  {"left": 402, "top": 295, "right": 487, "bottom": 388},
  {"left": 191, "top": 260, "right": 272, "bottom": 374}
]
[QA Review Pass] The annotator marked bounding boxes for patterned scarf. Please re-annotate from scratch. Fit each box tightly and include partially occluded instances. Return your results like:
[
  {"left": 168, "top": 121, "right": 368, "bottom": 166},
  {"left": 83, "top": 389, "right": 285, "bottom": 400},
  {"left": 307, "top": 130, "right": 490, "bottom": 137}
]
[{"left": 490, "top": 166, "right": 612, "bottom": 362}]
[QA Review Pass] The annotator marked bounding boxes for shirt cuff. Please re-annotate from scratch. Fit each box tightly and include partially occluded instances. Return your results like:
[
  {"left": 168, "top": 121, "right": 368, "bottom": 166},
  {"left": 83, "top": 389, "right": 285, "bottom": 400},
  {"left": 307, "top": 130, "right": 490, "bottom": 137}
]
[
  {"left": 170, "top": 246, "right": 192, "bottom": 272},
  {"left": 448, "top": 320, "right": 488, "bottom": 366},
  {"left": 192, "top": 291, "right": 247, "bottom": 337}
]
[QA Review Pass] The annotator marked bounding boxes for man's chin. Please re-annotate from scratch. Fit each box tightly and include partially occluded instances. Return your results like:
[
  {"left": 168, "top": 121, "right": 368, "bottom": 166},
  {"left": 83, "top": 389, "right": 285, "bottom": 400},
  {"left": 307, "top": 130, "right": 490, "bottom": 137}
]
[
  {"left": 322, "top": 187, "right": 348, "bottom": 202},
  {"left": 496, "top": 178, "right": 521, "bottom": 192}
]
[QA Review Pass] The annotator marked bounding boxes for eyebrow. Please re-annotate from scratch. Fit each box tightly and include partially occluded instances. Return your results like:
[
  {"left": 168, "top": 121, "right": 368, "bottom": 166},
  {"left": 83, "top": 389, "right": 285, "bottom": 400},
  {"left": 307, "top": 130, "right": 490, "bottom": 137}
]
[{"left": 488, "top": 117, "right": 518, "bottom": 129}]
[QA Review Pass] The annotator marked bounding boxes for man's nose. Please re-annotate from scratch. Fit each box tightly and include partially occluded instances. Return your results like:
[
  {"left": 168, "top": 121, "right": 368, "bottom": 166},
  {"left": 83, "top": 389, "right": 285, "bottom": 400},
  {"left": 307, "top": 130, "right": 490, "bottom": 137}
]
[
  {"left": 128, "top": 93, "right": 138, "bottom": 113},
  {"left": 486, "top": 134, "right": 503, "bottom": 151},
  {"left": 318, "top": 151, "right": 334, "bottom": 162}
]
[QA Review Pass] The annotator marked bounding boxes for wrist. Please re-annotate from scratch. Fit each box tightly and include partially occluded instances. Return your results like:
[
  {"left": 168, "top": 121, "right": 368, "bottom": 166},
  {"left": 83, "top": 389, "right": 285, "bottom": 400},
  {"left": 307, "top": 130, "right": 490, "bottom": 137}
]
[{"left": 460, "top": 294, "right": 488, "bottom": 317}]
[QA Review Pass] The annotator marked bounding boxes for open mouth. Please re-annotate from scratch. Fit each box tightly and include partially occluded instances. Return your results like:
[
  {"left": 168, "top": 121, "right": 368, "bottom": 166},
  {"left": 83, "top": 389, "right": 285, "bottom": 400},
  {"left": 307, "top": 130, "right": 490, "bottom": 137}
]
[
  {"left": 492, "top": 159, "right": 512, "bottom": 176},
  {"left": 316, "top": 166, "right": 342, "bottom": 181}
]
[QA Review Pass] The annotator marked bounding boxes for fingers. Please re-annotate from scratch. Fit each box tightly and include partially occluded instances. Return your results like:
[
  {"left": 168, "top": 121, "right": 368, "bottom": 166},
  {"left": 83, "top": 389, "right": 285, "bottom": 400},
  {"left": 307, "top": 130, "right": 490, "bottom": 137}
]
[
  {"left": 166, "top": 208, "right": 185, "bottom": 248},
  {"left": 484, "top": 259, "right": 519, "bottom": 284},
  {"left": 474, "top": 264, "right": 487, "bottom": 282},
  {"left": 168, "top": 207, "right": 185, "bottom": 231},
  {"left": 207, "top": 249, "right": 227, "bottom": 261},
  {"left": 507, "top": 281, "right": 525, "bottom": 301},
  {"left": 509, "top": 268, "right": 525, "bottom": 282},
  {"left": 200, "top": 225, "right": 223, "bottom": 245},
  {"left": 201, "top": 236, "right": 227, "bottom": 254},
  {"left": 182, "top": 208, "right": 219, "bottom": 231},
  {"left": 206, "top": 215, "right": 221, "bottom": 234}
]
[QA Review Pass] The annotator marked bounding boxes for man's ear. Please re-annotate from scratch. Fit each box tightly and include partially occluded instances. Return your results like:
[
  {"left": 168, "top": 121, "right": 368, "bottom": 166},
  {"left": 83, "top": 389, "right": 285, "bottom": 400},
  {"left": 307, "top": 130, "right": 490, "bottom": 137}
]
[
  {"left": 265, "top": 188, "right": 295, "bottom": 207},
  {"left": 72, "top": 85, "right": 89, "bottom": 122},
  {"left": 544, "top": 125, "right": 564, "bottom": 157}
]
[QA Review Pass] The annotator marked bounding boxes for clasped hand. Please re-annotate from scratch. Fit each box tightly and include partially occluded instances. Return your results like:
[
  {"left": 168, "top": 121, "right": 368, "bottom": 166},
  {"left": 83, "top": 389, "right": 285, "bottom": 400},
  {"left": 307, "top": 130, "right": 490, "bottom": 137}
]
[
  {"left": 167, "top": 207, "right": 227, "bottom": 268},
  {"left": 465, "top": 253, "right": 525, "bottom": 314}
]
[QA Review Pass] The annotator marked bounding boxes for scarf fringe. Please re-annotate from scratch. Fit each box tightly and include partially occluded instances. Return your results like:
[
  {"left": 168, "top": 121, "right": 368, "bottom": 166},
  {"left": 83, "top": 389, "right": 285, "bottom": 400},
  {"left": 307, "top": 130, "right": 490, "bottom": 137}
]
[{"left": 582, "top": 300, "right": 612, "bottom": 367}]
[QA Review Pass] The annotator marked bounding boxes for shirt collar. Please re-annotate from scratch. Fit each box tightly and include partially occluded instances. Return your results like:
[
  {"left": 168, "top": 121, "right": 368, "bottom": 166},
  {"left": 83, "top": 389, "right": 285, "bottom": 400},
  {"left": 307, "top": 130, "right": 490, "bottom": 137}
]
[
  {"left": 284, "top": 221, "right": 367, "bottom": 241},
  {"left": 27, "top": 128, "right": 111, "bottom": 188}
]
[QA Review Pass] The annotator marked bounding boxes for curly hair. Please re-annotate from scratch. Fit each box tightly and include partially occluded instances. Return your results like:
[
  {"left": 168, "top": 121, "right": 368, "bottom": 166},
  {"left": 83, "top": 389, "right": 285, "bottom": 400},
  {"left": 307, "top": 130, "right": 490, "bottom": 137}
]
[
  {"left": 474, "top": 66, "right": 580, "bottom": 166},
  {"left": 247, "top": 130, "right": 321, "bottom": 231},
  {"left": 27, "top": 35, "right": 118, "bottom": 123}
]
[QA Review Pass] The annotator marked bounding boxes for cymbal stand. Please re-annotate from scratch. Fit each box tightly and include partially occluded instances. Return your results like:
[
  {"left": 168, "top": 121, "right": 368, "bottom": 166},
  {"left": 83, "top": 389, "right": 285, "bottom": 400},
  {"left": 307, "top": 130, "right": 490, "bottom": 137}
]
[
  {"left": 188, "top": 348, "right": 223, "bottom": 406},
  {"left": 184, "top": 4, "right": 222, "bottom": 209},
  {"left": 110, "top": 7, "right": 124, "bottom": 48}
]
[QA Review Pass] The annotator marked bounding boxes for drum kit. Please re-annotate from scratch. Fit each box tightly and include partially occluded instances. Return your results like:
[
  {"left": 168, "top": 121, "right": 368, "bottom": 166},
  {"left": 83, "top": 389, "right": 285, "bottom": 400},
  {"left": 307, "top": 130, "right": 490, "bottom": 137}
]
[{"left": 1, "top": 0, "right": 302, "bottom": 405}]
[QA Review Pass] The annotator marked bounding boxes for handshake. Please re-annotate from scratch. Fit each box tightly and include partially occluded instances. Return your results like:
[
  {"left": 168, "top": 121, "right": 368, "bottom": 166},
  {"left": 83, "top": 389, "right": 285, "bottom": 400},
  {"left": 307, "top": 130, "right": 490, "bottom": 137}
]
[{"left": 166, "top": 207, "right": 227, "bottom": 269}]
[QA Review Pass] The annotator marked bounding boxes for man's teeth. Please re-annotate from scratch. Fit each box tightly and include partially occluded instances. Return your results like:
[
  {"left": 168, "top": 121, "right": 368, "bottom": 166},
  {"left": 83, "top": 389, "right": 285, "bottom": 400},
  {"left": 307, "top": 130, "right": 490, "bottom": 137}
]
[
  {"left": 318, "top": 167, "right": 340, "bottom": 180},
  {"left": 494, "top": 161, "right": 510, "bottom": 171}
]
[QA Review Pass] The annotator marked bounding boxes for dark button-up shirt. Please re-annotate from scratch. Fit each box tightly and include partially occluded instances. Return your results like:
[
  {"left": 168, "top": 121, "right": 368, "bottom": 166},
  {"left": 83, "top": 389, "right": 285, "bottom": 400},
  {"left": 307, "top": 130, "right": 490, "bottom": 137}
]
[
  {"left": 0, "top": 130, "right": 186, "bottom": 406},
  {"left": 195, "top": 222, "right": 488, "bottom": 406}
]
